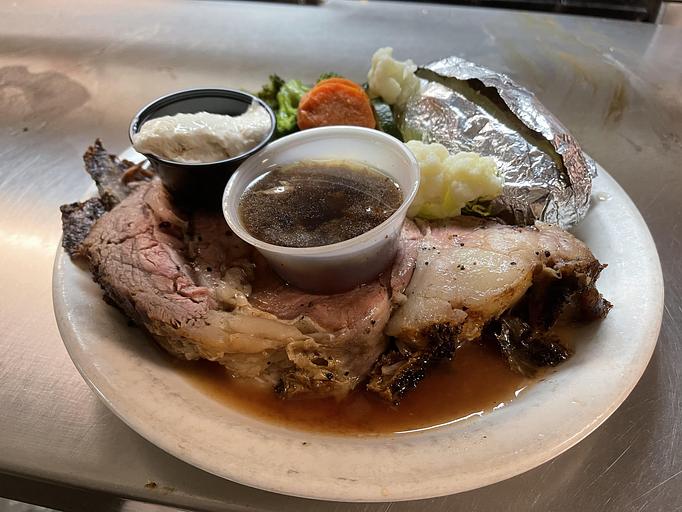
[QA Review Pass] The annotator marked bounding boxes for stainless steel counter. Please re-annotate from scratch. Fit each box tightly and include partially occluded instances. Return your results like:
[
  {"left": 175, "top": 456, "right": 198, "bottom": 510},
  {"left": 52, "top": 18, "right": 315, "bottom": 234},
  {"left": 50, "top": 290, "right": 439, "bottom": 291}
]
[{"left": 0, "top": 1, "right": 680, "bottom": 510}]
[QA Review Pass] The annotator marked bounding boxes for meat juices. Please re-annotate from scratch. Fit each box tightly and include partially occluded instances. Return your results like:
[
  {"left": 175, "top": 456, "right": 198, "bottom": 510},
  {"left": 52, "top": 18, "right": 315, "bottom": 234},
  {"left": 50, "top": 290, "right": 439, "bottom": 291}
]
[{"left": 238, "top": 160, "right": 402, "bottom": 248}]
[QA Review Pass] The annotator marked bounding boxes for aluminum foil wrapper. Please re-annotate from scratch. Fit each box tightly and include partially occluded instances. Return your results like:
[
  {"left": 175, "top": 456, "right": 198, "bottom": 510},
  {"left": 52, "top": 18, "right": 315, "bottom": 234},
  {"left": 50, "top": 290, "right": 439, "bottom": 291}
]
[{"left": 401, "top": 56, "right": 596, "bottom": 229}]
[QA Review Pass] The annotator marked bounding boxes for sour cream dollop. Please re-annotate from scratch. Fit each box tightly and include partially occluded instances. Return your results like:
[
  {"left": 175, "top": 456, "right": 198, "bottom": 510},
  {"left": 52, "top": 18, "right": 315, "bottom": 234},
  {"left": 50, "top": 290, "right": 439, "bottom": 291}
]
[{"left": 132, "top": 102, "right": 271, "bottom": 163}]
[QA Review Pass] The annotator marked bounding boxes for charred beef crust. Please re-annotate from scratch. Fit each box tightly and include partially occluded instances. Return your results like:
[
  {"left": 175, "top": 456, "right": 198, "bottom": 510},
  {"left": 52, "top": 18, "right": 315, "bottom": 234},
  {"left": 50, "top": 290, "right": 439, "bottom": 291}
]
[
  {"left": 83, "top": 138, "right": 151, "bottom": 209},
  {"left": 367, "top": 323, "right": 460, "bottom": 404},
  {"left": 61, "top": 140, "right": 155, "bottom": 259},
  {"left": 575, "top": 286, "right": 612, "bottom": 321},
  {"left": 524, "top": 259, "right": 611, "bottom": 330},
  {"left": 481, "top": 316, "right": 570, "bottom": 377},
  {"left": 60, "top": 197, "right": 106, "bottom": 257},
  {"left": 275, "top": 368, "right": 338, "bottom": 398},
  {"left": 481, "top": 258, "right": 609, "bottom": 377},
  {"left": 274, "top": 347, "right": 350, "bottom": 398}
]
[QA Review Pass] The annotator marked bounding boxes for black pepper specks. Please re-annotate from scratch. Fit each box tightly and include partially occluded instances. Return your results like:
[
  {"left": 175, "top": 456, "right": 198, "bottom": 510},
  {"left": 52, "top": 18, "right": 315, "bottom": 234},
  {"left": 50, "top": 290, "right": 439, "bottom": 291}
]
[{"left": 240, "top": 162, "right": 402, "bottom": 247}]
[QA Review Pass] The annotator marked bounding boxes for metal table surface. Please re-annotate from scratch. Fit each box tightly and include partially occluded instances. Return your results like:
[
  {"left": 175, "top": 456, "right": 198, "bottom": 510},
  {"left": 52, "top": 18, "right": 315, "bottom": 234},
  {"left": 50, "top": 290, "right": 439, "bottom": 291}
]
[{"left": 0, "top": 1, "right": 680, "bottom": 511}]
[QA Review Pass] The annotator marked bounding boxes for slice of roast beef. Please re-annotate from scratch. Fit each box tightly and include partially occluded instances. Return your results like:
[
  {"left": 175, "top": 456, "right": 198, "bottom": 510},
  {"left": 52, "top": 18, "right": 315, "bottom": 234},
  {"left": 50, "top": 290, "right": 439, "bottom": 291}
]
[
  {"left": 368, "top": 217, "right": 610, "bottom": 400},
  {"left": 249, "top": 268, "right": 392, "bottom": 398},
  {"left": 81, "top": 178, "right": 417, "bottom": 399}
]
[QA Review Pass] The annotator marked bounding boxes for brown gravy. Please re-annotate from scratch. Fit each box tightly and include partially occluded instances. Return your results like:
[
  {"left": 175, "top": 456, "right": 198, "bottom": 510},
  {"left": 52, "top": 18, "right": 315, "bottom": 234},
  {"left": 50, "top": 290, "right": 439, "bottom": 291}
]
[
  {"left": 238, "top": 160, "right": 402, "bottom": 248},
  {"left": 173, "top": 343, "right": 530, "bottom": 435}
]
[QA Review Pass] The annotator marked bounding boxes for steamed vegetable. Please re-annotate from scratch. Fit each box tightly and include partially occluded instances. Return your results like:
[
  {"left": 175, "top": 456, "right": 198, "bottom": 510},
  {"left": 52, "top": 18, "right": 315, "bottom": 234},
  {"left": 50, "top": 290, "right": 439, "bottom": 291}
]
[
  {"left": 274, "top": 80, "right": 310, "bottom": 136},
  {"left": 256, "top": 75, "right": 310, "bottom": 137},
  {"left": 406, "top": 140, "right": 503, "bottom": 219},
  {"left": 367, "top": 47, "right": 421, "bottom": 107},
  {"left": 462, "top": 199, "right": 495, "bottom": 217},
  {"left": 297, "top": 78, "right": 375, "bottom": 130},
  {"left": 371, "top": 98, "right": 402, "bottom": 141},
  {"left": 316, "top": 77, "right": 364, "bottom": 93},
  {"left": 317, "top": 72, "right": 342, "bottom": 82},
  {"left": 256, "top": 74, "right": 285, "bottom": 111}
]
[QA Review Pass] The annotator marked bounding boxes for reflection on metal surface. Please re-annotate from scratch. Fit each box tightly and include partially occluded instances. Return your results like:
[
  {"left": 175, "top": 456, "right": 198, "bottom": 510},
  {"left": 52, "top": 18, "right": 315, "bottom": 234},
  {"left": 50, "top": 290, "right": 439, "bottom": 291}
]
[
  {"left": 0, "top": 228, "right": 52, "bottom": 251},
  {"left": 418, "top": 0, "right": 660, "bottom": 22}
]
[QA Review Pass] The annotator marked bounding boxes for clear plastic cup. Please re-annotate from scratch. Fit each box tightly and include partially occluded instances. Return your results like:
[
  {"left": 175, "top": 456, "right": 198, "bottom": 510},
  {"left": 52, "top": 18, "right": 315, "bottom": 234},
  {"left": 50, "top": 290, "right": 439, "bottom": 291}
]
[{"left": 222, "top": 126, "right": 420, "bottom": 293}]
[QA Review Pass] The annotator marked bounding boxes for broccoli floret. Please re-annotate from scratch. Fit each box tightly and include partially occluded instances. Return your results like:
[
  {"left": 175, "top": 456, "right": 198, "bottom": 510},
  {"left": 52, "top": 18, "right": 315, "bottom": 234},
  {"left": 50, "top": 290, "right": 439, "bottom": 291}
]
[
  {"left": 317, "top": 72, "right": 341, "bottom": 82},
  {"left": 274, "top": 80, "right": 310, "bottom": 137},
  {"left": 256, "top": 75, "right": 311, "bottom": 137},
  {"left": 256, "top": 74, "right": 285, "bottom": 111}
]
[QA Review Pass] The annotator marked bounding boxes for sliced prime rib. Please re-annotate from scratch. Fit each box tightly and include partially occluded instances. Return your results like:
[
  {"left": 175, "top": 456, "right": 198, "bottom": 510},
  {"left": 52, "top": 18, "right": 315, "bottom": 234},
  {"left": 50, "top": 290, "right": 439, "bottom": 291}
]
[
  {"left": 369, "top": 217, "right": 611, "bottom": 403},
  {"left": 247, "top": 223, "right": 418, "bottom": 397},
  {"left": 63, "top": 141, "right": 609, "bottom": 403},
  {"left": 80, "top": 176, "right": 416, "bottom": 399}
]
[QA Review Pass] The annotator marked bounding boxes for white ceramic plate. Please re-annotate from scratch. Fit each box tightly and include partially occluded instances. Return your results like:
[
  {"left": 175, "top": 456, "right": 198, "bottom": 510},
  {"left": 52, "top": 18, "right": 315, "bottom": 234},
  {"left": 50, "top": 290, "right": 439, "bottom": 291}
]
[{"left": 53, "top": 155, "right": 663, "bottom": 502}]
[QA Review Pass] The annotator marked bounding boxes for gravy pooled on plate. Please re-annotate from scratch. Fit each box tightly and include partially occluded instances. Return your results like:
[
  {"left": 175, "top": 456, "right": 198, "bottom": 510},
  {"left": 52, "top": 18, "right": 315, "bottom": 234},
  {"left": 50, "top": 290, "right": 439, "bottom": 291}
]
[{"left": 238, "top": 159, "right": 402, "bottom": 248}]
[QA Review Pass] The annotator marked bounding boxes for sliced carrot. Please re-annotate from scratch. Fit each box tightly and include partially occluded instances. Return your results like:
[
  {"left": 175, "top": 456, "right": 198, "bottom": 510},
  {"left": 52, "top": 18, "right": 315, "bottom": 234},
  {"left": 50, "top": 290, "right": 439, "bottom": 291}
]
[
  {"left": 316, "top": 77, "right": 364, "bottom": 93},
  {"left": 297, "top": 82, "right": 376, "bottom": 130},
  {"left": 298, "top": 82, "right": 362, "bottom": 115}
]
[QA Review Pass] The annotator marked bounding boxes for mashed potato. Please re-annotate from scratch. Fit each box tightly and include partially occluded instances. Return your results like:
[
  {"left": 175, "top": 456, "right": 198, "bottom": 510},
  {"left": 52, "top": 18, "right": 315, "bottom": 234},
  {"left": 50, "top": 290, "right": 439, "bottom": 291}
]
[
  {"left": 367, "top": 47, "right": 421, "bottom": 107},
  {"left": 406, "top": 140, "right": 503, "bottom": 219}
]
